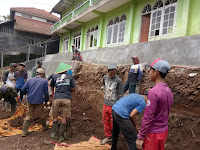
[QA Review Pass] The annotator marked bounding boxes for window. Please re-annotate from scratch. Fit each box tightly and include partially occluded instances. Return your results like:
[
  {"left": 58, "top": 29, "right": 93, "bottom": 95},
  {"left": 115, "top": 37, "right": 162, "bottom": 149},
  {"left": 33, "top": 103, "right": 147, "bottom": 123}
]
[
  {"left": 86, "top": 26, "right": 98, "bottom": 49},
  {"left": 22, "top": 14, "right": 32, "bottom": 19},
  {"left": 28, "top": 38, "right": 35, "bottom": 45},
  {"left": 149, "top": 0, "right": 177, "bottom": 38},
  {"left": 106, "top": 14, "right": 126, "bottom": 45},
  {"left": 73, "top": 32, "right": 81, "bottom": 50},
  {"left": 63, "top": 37, "right": 69, "bottom": 53},
  {"left": 142, "top": 4, "right": 151, "bottom": 14},
  {"left": 162, "top": 3, "right": 176, "bottom": 35}
]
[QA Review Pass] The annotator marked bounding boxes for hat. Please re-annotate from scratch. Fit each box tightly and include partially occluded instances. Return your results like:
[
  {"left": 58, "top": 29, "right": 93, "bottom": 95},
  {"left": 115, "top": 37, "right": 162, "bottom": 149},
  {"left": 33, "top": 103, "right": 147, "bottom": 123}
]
[
  {"left": 19, "top": 63, "right": 25, "bottom": 67},
  {"left": 10, "top": 63, "right": 16, "bottom": 68},
  {"left": 151, "top": 59, "right": 171, "bottom": 73},
  {"left": 130, "top": 57, "right": 135, "bottom": 60},
  {"left": 36, "top": 68, "right": 45, "bottom": 74},
  {"left": 56, "top": 62, "right": 72, "bottom": 74},
  {"left": 72, "top": 44, "right": 75, "bottom": 47},
  {"left": 108, "top": 64, "right": 117, "bottom": 70},
  {"left": 37, "top": 60, "right": 42, "bottom": 65}
]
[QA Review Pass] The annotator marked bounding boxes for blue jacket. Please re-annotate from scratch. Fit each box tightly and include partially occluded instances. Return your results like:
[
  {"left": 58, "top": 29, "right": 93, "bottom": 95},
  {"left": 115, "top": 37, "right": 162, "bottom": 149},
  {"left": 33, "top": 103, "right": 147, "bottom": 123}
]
[{"left": 22, "top": 77, "right": 49, "bottom": 104}]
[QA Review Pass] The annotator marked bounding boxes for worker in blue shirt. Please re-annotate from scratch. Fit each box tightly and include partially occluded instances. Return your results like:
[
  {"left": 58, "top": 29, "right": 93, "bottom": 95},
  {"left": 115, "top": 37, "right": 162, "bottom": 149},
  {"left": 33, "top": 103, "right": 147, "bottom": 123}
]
[{"left": 21, "top": 68, "right": 49, "bottom": 137}]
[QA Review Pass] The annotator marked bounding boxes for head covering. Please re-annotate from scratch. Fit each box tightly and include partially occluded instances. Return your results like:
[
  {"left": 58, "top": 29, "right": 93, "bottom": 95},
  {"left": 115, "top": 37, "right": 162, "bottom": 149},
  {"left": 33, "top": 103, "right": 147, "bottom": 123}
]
[
  {"left": 37, "top": 60, "right": 42, "bottom": 65},
  {"left": 108, "top": 64, "right": 117, "bottom": 70},
  {"left": 56, "top": 62, "right": 72, "bottom": 74},
  {"left": 10, "top": 63, "right": 16, "bottom": 68},
  {"left": 36, "top": 68, "right": 45, "bottom": 74},
  {"left": 131, "top": 56, "right": 139, "bottom": 64},
  {"left": 151, "top": 59, "right": 171, "bottom": 73},
  {"left": 72, "top": 44, "right": 75, "bottom": 47},
  {"left": 19, "top": 63, "right": 25, "bottom": 67}
]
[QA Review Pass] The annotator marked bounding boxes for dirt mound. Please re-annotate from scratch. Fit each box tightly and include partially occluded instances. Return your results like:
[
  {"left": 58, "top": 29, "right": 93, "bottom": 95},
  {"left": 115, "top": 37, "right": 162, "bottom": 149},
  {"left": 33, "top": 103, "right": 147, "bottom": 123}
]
[{"left": 73, "top": 62, "right": 200, "bottom": 150}]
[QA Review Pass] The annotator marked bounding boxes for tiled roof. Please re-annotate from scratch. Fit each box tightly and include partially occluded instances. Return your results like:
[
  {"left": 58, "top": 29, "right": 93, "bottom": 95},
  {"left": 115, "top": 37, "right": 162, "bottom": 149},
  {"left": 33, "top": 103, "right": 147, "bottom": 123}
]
[
  {"left": 14, "top": 15, "right": 52, "bottom": 35},
  {"left": 11, "top": 7, "right": 59, "bottom": 22}
]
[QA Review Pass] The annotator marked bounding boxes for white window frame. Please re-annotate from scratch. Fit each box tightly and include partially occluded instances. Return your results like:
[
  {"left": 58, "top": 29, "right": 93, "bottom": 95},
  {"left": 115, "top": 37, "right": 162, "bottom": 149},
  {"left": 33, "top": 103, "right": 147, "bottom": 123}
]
[
  {"left": 106, "top": 20, "right": 126, "bottom": 45},
  {"left": 63, "top": 38, "right": 69, "bottom": 53},
  {"left": 162, "top": 3, "right": 177, "bottom": 35},
  {"left": 73, "top": 35, "right": 81, "bottom": 50},
  {"left": 149, "top": 2, "right": 177, "bottom": 39},
  {"left": 89, "top": 30, "right": 98, "bottom": 48},
  {"left": 118, "top": 20, "right": 126, "bottom": 43}
]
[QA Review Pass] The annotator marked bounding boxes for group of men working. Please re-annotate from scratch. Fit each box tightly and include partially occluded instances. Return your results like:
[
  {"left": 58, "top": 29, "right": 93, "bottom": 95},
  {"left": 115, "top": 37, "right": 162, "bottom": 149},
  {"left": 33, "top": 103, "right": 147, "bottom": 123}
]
[
  {"left": 1, "top": 60, "right": 76, "bottom": 142},
  {"left": 0, "top": 56, "right": 173, "bottom": 150},
  {"left": 100, "top": 57, "right": 173, "bottom": 150}
]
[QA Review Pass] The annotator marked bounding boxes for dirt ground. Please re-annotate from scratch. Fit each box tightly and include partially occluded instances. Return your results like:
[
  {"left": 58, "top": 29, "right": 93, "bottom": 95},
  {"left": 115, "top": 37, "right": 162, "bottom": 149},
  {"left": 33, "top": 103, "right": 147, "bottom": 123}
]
[{"left": 0, "top": 62, "right": 199, "bottom": 150}]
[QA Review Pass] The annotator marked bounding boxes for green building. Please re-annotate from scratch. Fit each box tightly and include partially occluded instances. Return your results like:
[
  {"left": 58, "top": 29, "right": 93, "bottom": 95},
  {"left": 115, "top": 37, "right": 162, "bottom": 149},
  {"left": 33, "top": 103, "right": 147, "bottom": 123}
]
[{"left": 51, "top": 0, "right": 200, "bottom": 53}]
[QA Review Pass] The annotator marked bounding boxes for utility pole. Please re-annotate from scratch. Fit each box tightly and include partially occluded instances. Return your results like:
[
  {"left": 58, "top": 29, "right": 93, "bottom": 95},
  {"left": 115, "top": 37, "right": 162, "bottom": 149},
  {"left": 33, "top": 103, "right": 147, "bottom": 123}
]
[
  {"left": 1, "top": 52, "right": 3, "bottom": 68},
  {"left": 26, "top": 46, "right": 30, "bottom": 61},
  {"left": 44, "top": 43, "right": 47, "bottom": 56}
]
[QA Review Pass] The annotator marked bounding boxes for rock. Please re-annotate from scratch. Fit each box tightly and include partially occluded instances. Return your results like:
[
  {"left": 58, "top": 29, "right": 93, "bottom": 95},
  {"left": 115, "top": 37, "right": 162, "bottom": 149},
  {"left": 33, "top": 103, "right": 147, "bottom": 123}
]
[{"left": 189, "top": 73, "right": 198, "bottom": 78}]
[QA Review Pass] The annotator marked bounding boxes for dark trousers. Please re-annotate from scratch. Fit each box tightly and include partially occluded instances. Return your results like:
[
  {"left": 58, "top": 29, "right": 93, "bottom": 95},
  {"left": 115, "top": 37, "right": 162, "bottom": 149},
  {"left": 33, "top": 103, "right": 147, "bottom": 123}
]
[
  {"left": 123, "top": 80, "right": 136, "bottom": 94},
  {"left": 15, "top": 88, "right": 23, "bottom": 100},
  {"left": 111, "top": 111, "right": 138, "bottom": 150},
  {"left": 4, "top": 94, "right": 16, "bottom": 114}
]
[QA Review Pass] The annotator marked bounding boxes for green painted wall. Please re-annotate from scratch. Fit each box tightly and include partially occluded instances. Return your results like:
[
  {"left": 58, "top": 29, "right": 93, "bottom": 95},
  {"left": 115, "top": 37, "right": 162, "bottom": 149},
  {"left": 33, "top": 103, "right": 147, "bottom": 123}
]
[
  {"left": 131, "top": 0, "right": 192, "bottom": 43},
  {"left": 58, "top": 0, "right": 200, "bottom": 54},
  {"left": 187, "top": 0, "right": 200, "bottom": 35}
]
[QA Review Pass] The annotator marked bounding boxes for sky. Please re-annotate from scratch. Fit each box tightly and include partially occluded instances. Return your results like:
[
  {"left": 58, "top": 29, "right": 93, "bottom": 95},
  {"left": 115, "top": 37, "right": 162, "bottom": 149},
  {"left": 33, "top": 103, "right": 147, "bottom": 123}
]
[{"left": 0, "top": 0, "right": 60, "bottom": 17}]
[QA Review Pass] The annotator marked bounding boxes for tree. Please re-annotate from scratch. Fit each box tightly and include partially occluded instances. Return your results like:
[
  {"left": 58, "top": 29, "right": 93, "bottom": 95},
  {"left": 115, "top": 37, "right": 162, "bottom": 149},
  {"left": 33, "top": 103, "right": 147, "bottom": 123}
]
[{"left": 3, "top": 15, "right": 10, "bottom": 21}]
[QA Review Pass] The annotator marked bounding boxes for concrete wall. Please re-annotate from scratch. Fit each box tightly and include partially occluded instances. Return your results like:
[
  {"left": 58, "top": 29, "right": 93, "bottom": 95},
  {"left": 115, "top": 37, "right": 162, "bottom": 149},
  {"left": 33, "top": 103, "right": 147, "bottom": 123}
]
[
  {"left": 32, "top": 34, "right": 200, "bottom": 79},
  {"left": 0, "top": 29, "right": 59, "bottom": 55}
]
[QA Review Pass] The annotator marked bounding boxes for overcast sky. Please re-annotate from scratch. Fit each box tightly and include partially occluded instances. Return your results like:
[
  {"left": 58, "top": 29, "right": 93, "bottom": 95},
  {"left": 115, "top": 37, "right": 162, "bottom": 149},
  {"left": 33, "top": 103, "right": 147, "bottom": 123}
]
[{"left": 0, "top": 0, "right": 60, "bottom": 16}]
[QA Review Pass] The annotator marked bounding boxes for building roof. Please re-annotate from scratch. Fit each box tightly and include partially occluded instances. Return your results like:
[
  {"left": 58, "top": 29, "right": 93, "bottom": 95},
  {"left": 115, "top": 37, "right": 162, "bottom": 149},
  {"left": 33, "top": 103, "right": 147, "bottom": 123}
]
[
  {"left": 51, "top": 0, "right": 72, "bottom": 14},
  {"left": 10, "top": 7, "right": 59, "bottom": 22},
  {"left": 14, "top": 15, "right": 52, "bottom": 35}
]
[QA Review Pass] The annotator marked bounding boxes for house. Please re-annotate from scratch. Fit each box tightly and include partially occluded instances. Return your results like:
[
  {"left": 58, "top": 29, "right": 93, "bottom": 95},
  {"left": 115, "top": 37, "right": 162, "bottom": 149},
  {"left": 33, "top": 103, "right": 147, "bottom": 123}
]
[
  {"left": 0, "top": 7, "right": 60, "bottom": 61},
  {"left": 50, "top": 0, "right": 200, "bottom": 53}
]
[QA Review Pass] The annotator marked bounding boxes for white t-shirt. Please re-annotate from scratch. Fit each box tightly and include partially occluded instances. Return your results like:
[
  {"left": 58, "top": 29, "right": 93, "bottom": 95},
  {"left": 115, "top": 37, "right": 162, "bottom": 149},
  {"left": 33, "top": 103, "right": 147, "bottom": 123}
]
[{"left": 6, "top": 72, "right": 15, "bottom": 88}]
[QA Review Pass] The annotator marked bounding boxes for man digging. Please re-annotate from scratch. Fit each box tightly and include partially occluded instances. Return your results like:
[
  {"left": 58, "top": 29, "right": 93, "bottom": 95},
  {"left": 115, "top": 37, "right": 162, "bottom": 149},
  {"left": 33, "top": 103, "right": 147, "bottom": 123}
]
[
  {"left": 50, "top": 62, "right": 76, "bottom": 141},
  {"left": 21, "top": 68, "right": 49, "bottom": 137}
]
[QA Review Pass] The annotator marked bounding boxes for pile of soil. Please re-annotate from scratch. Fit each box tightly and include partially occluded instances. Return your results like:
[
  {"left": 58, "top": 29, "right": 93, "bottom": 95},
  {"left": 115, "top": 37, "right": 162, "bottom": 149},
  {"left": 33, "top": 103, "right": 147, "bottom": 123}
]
[{"left": 72, "top": 63, "right": 200, "bottom": 150}]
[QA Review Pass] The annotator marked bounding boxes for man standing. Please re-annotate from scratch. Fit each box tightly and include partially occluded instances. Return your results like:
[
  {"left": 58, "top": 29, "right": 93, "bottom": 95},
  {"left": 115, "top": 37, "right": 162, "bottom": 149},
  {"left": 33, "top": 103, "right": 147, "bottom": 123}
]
[
  {"left": 136, "top": 59, "right": 173, "bottom": 150},
  {"left": 21, "top": 68, "right": 49, "bottom": 137},
  {"left": 3, "top": 63, "right": 17, "bottom": 112},
  {"left": 111, "top": 93, "right": 147, "bottom": 150},
  {"left": 32, "top": 60, "right": 45, "bottom": 77},
  {"left": 123, "top": 56, "right": 143, "bottom": 94},
  {"left": 15, "top": 63, "right": 27, "bottom": 101},
  {"left": 0, "top": 85, "right": 20, "bottom": 115},
  {"left": 100, "top": 64, "right": 123, "bottom": 145},
  {"left": 50, "top": 62, "right": 76, "bottom": 141}
]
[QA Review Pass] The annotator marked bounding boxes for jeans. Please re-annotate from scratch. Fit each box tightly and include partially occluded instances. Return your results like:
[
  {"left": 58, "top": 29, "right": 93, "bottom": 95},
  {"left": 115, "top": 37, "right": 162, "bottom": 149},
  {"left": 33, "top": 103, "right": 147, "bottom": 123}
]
[
  {"left": 15, "top": 87, "right": 23, "bottom": 100},
  {"left": 123, "top": 80, "right": 136, "bottom": 94},
  {"left": 111, "top": 111, "right": 138, "bottom": 150}
]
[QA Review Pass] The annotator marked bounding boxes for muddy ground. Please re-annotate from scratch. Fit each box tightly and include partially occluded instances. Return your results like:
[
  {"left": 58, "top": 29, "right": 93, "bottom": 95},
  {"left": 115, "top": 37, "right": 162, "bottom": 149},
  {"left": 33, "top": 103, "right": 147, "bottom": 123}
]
[{"left": 0, "top": 62, "right": 199, "bottom": 150}]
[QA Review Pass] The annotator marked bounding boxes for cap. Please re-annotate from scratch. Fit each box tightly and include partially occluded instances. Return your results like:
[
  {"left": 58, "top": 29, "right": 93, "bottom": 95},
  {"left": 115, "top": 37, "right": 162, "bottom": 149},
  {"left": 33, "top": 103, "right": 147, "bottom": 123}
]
[
  {"left": 72, "top": 44, "right": 75, "bottom": 47},
  {"left": 37, "top": 60, "right": 42, "bottom": 65},
  {"left": 130, "top": 57, "right": 135, "bottom": 60},
  {"left": 19, "top": 63, "right": 25, "bottom": 67},
  {"left": 151, "top": 59, "right": 171, "bottom": 73},
  {"left": 10, "top": 63, "right": 16, "bottom": 68},
  {"left": 36, "top": 68, "right": 45, "bottom": 74},
  {"left": 108, "top": 64, "right": 117, "bottom": 70}
]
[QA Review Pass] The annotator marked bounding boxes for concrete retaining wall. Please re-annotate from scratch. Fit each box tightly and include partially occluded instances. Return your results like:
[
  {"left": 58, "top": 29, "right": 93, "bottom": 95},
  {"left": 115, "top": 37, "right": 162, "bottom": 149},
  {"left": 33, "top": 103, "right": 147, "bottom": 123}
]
[{"left": 26, "top": 34, "right": 200, "bottom": 77}]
